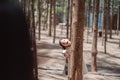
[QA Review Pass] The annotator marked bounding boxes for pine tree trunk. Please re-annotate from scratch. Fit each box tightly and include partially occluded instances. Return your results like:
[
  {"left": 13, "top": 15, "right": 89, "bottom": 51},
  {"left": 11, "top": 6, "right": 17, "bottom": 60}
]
[
  {"left": 48, "top": 0, "right": 53, "bottom": 36},
  {"left": 70, "top": 0, "right": 85, "bottom": 80},
  {"left": 104, "top": 0, "right": 109, "bottom": 54},
  {"left": 70, "top": 0, "right": 73, "bottom": 40},
  {"left": 118, "top": 1, "right": 120, "bottom": 47},
  {"left": 108, "top": 0, "right": 111, "bottom": 37},
  {"left": 92, "top": 0, "right": 95, "bottom": 32},
  {"left": 91, "top": 0, "right": 99, "bottom": 72},
  {"left": 61, "top": 0, "right": 65, "bottom": 34},
  {"left": 86, "top": 0, "right": 91, "bottom": 43},
  {"left": 53, "top": 0, "right": 56, "bottom": 43},
  {"left": 117, "top": 1, "right": 120, "bottom": 36},
  {"left": 109, "top": 0, "right": 114, "bottom": 39},
  {"left": 66, "top": 0, "right": 70, "bottom": 38},
  {"left": 45, "top": 0, "right": 49, "bottom": 30},
  {"left": 119, "top": 31, "right": 120, "bottom": 47},
  {"left": 38, "top": 0, "right": 41, "bottom": 40},
  {"left": 119, "top": 30, "right": 120, "bottom": 47}
]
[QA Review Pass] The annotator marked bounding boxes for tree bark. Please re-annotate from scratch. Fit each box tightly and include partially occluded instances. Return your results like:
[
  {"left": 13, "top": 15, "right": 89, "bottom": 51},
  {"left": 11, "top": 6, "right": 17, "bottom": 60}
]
[
  {"left": 109, "top": 0, "right": 114, "bottom": 39},
  {"left": 92, "top": 0, "right": 95, "bottom": 32},
  {"left": 53, "top": 0, "right": 56, "bottom": 43},
  {"left": 66, "top": 0, "right": 70, "bottom": 38},
  {"left": 70, "top": 0, "right": 73, "bottom": 40},
  {"left": 70, "top": 0, "right": 85, "bottom": 80},
  {"left": 118, "top": 1, "right": 120, "bottom": 47},
  {"left": 86, "top": 0, "right": 91, "bottom": 43},
  {"left": 103, "top": 0, "right": 108, "bottom": 54},
  {"left": 38, "top": 0, "right": 41, "bottom": 40},
  {"left": 117, "top": 1, "right": 120, "bottom": 36},
  {"left": 91, "top": 0, "right": 99, "bottom": 72},
  {"left": 48, "top": 0, "right": 53, "bottom": 36},
  {"left": 61, "top": 0, "right": 65, "bottom": 34},
  {"left": 45, "top": 0, "right": 49, "bottom": 30},
  {"left": 30, "top": 0, "right": 38, "bottom": 79},
  {"left": 119, "top": 31, "right": 120, "bottom": 47}
]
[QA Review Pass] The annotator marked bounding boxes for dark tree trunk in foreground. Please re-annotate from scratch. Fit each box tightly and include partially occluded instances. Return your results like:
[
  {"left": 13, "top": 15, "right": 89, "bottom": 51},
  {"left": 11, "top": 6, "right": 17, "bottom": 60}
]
[
  {"left": 91, "top": 0, "right": 99, "bottom": 72},
  {"left": 30, "top": 0, "right": 38, "bottom": 79},
  {"left": 0, "top": 0, "right": 35, "bottom": 80},
  {"left": 71, "top": 0, "right": 85, "bottom": 80}
]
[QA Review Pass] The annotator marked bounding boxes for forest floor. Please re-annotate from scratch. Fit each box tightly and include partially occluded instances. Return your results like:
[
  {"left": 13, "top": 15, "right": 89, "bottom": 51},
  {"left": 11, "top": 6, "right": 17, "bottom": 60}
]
[{"left": 36, "top": 25, "right": 120, "bottom": 80}]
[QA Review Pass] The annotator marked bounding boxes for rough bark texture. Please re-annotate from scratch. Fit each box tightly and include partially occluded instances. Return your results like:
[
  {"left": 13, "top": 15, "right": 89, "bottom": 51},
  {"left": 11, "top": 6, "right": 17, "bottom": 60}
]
[
  {"left": 91, "top": 0, "right": 99, "bottom": 72},
  {"left": 71, "top": 0, "right": 85, "bottom": 80}
]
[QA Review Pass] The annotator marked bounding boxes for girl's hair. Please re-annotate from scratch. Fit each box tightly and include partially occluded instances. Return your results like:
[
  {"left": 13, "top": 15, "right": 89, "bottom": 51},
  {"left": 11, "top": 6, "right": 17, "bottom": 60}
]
[{"left": 59, "top": 39, "right": 67, "bottom": 50}]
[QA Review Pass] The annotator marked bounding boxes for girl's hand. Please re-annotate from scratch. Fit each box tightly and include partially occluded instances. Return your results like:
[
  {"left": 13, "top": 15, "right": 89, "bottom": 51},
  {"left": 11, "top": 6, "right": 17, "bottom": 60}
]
[{"left": 65, "top": 52, "right": 70, "bottom": 59}]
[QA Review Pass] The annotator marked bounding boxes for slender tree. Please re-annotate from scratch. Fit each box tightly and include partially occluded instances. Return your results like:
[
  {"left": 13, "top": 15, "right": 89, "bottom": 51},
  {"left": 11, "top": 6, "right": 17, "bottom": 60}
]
[
  {"left": 119, "top": 30, "right": 120, "bottom": 47},
  {"left": 38, "top": 0, "right": 41, "bottom": 40},
  {"left": 92, "top": 0, "right": 95, "bottom": 31},
  {"left": 107, "top": 0, "right": 111, "bottom": 37},
  {"left": 119, "top": 31, "right": 120, "bottom": 47},
  {"left": 53, "top": 0, "right": 56, "bottom": 43},
  {"left": 70, "top": 0, "right": 85, "bottom": 80},
  {"left": 70, "top": 0, "right": 73, "bottom": 40},
  {"left": 66, "top": 0, "right": 70, "bottom": 38},
  {"left": 45, "top": 0, "right": 49, "bottom": 30},
  {"left": 91, "top": 0, "right": 99, "bottom": 72},
  {"left": 109, "top": 0, "right": 114, "bottom": 39},
  {"left": 86, "top": 0, "right": 91, "bottom": 43},
  {"left": 61, "top": 0, "right": 65, "bottom": 34},
  {"left": 118, "top": 0, "right": 120, "bottom": 47},
  {"left": 48, "top": 0, "right": 53, "bottom": 36},
  {"left": 117, "top": 0, "right": 120, "bottom": 35},
  {"left": 103, "top": 0, "right": 109, "bottom": 54}
]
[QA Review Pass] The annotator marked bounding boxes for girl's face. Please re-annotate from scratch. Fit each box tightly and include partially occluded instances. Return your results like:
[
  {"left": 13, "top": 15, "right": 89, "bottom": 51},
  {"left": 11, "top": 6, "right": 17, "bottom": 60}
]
[{"left": 60, "top": 39, "right": 71, "bottom": 47}]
